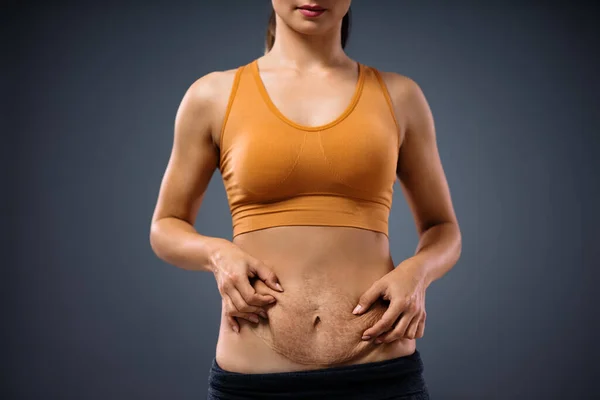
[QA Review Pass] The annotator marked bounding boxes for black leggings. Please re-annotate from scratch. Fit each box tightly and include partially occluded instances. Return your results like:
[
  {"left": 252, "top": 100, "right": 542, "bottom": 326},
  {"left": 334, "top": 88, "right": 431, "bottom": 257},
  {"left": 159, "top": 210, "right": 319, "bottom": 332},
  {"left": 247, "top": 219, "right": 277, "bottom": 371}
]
[{"left": 207, "top": 350, "right": 430, "bottom": 400}]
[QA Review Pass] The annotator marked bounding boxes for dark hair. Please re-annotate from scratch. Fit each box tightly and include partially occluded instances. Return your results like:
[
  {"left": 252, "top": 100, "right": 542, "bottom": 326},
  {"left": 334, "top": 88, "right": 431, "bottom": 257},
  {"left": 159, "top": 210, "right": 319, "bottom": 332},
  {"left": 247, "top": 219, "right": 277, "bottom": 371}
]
[{"left": 265, "top": 7, "right": 352, "bottom": 53}]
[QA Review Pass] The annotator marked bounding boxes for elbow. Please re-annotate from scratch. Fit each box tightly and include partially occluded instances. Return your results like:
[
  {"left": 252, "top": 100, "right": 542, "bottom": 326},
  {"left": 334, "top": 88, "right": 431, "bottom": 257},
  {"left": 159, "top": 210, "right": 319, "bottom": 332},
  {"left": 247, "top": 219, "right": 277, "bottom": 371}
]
[
  {"left": 149, "top": 219, "right": 170, "bottom": 262},
  {"left": 452, "top": 222, "right": 463, "bottom": 265}
]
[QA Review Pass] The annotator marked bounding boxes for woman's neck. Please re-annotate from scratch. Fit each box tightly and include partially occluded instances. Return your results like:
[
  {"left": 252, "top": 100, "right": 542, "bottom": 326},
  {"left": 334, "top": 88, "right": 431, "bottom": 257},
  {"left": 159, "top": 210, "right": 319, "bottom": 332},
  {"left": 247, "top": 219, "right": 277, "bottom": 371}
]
[{"left": 266, "top": 19, "right": 349, "bottom": 70}]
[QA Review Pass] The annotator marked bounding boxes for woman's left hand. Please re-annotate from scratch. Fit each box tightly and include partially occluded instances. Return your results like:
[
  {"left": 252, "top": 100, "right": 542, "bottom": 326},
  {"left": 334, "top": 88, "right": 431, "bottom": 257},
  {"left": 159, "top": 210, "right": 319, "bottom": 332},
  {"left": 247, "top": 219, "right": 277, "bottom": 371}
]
[{"left": 353, "top": 258, "right": 428, "bottom": 343}]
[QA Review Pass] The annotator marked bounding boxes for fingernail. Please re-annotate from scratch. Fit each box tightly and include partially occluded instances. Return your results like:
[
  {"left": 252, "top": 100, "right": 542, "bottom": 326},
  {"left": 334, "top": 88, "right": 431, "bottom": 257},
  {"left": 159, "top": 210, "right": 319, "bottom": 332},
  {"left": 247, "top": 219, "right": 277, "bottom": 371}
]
[
  {"left": 268, "top": 297, "right": 276, "bottom": 304},
  {"left": 375, "top": 338, "right": 383, "bottom": 344},
  {"left": 353, "top": 305, "right": 362, "bottom": 314},
  {"left": 260, "top": 311, "right": 268, "bottom": 319},
  {"left": 250, "top": 316, "right": 259, "bottom": 323},
  {"left": 232, "top": 325, "right": 239, "bottom": 333},
  {"left": 361, "top": 335, "right": 370, "bottom": 340},
  {"left": 276, "top": 283, "right": 283, "bottom": 292}
]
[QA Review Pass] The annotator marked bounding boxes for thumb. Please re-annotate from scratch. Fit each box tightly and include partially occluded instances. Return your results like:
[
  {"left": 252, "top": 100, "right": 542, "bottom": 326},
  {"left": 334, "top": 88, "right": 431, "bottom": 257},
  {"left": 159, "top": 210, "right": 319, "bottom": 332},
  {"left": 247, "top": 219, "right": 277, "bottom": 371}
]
[
  {"left": 353, "top": 281, "right": 383, "bottom": 315},
  {"left": 250, "top": 259, "right": 283, "bottom": 292}
]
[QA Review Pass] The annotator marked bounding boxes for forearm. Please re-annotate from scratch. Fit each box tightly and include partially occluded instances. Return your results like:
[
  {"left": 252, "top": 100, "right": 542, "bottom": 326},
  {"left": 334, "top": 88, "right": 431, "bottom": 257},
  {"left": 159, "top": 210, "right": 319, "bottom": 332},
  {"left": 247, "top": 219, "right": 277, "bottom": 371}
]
[
  {"left": 404, "top": 222, "right": 462, "bottom": 287},
  {"left": 149, "top": 217, "right": 226, "bottom": 272}
]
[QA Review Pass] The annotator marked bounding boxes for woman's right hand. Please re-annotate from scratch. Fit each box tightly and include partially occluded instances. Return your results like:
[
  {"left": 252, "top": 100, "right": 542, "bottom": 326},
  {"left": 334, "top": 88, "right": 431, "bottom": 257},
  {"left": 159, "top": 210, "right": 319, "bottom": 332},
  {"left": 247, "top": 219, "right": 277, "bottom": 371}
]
[{"left": 209, "top": 239, "right": 283, "bottom": 333}]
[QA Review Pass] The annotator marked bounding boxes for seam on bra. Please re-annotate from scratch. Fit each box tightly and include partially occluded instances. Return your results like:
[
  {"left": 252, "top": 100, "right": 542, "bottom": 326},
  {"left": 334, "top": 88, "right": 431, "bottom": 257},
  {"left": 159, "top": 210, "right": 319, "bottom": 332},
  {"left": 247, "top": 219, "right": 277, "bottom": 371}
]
[{"left": 232, "top": 192, "right": 391, "bottom": 214}]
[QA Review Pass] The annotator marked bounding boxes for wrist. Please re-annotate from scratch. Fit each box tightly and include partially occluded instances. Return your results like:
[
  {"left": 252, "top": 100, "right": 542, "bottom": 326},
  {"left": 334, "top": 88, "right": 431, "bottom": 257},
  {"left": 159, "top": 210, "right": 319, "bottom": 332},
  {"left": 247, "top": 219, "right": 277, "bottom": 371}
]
[
  {"left": 397, "top": 256, "right": 430, "bottom": 286},
  {"left": 205, "top": 237, "right": 230, "bottom": 274}
]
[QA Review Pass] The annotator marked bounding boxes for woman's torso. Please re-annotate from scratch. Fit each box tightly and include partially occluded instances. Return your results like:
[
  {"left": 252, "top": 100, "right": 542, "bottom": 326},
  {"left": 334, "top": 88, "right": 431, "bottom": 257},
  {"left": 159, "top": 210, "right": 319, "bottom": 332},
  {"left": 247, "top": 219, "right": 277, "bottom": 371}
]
[{"left": 210, "top": 57, "right": 414, "bottom": 373}]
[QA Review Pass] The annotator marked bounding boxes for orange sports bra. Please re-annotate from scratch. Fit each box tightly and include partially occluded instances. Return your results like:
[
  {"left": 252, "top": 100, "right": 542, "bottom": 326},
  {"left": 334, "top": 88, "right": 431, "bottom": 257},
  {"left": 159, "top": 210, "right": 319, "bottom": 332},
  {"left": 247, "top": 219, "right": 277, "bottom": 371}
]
[{"left": 219, "top": 60, "right": 401, "bottom": 238}]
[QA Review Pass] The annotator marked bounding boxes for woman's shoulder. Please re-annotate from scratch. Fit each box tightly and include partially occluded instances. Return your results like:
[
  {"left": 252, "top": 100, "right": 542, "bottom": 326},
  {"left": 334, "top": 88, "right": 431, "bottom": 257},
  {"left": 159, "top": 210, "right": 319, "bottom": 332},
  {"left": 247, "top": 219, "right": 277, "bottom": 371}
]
[
  {"left": 364, "top": 65, "right": 423, "bottom": 103},
  {"left": 183, "top": 62, "right": 250, "bottom": 113},
  {"left": 362, "top": 65, "right": 431, "bottom": 138},
  {"left": 177, "top": 65, "right": 248, "bottom": 143},
  {"left": 184, "top": 67, "right": 242, "bottom": 107}
]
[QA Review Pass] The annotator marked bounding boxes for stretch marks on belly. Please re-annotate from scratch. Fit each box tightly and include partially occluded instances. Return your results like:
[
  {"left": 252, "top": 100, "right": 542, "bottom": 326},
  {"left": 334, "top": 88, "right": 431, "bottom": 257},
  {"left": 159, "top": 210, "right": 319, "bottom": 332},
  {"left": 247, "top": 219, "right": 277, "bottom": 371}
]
[{"left": 249, "top": 281, "right": 389, "bottom": 366}]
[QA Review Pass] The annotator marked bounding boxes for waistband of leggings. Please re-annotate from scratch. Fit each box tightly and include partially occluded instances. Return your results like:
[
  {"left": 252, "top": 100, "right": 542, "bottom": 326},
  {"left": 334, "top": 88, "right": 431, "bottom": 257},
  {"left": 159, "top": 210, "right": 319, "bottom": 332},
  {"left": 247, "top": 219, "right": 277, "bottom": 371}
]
[{"left": 209, "top": 349, "right": 424, "bottom": 393}]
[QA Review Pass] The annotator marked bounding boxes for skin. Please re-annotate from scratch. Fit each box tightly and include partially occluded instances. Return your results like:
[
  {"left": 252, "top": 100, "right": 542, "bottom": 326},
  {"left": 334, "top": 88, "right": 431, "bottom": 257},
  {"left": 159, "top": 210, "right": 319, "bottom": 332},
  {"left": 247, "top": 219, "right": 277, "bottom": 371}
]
[{"left": 150, "top": 0, "right": 461, "bottom": 373}]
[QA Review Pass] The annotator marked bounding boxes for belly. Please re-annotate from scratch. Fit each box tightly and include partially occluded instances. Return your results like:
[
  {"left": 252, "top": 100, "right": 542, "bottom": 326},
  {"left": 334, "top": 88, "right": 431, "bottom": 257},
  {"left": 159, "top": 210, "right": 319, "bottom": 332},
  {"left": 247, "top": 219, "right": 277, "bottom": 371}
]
[{"left": 215, "top": 227, "right": 416, "bottom": 371}]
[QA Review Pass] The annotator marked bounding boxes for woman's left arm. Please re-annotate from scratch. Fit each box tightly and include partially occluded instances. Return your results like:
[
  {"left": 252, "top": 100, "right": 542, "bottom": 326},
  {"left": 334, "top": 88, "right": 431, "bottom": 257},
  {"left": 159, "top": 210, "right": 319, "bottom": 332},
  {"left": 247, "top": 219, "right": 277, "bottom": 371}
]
[{"left": 353, "top": 73, "right": 462, "bottom": 343}]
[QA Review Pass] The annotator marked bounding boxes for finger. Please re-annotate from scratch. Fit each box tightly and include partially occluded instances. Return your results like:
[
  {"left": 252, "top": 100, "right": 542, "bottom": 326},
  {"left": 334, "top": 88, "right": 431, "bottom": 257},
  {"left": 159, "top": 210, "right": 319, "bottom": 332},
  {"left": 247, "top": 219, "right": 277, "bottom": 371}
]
[
  {"left": 224, "top": 295, "right": 262, "bottom": 324},
  {"left": 353, "top": 281, "right": 384, "bottom": 315},
  {"left": 404, "top": 315, "right": 421, "bottom": 339},
  {"left": 228, "top": 288, "right": 266, "bottom": 315},
  {"left": 236, "top": 277, "right": 277, "bottom": 306},
  {"left": 406, "top": 310, "right": 425, "bottom": 339},
  {"left": 231, "top": 311, "right": 261, "bottom": 324},
  {"left": 362, "top": 300, "right": 404, "bottom": 339},
  {"left": 386, "top": 302, "right": 420, "bottom": 340},
  {"left": 377, "top": 314, "right": 415, "bottom": 343},
  {"left": 226, "top": 316, "right": 240, "bottom": 333},
  {"left": 250, "top": 260, "right": 284, "bottom": 292},
  {"left": 416, "top": 317, "right": 426, "bottom": 338}
]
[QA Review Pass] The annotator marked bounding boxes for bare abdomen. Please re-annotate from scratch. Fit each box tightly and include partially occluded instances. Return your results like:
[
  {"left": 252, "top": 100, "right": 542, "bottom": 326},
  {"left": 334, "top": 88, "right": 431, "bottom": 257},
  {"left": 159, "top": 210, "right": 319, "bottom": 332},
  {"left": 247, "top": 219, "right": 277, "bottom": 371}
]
[
  {"left": 249, "top": 279, "right": 390, "bottom": 366},
  {"left": 216, "top": 226, "right": 415, "bottom": 371}
]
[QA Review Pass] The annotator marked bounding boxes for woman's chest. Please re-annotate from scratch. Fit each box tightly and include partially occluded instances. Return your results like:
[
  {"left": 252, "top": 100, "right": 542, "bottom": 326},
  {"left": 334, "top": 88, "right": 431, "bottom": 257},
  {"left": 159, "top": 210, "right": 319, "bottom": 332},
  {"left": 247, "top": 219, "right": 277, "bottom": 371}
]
[
  {"left": 223, "top": 115, "right": 398, "bottom": 199},
  {"left": 261, "top": 77, "right": 358, "bottom": 128}
]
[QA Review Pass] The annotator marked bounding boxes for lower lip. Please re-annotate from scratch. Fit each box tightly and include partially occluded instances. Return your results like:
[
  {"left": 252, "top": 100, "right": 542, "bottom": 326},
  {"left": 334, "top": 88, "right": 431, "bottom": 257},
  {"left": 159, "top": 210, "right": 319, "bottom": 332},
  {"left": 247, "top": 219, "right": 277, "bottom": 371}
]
[{"left": 298, "top": 8, "right": 326, "bottom": 18}]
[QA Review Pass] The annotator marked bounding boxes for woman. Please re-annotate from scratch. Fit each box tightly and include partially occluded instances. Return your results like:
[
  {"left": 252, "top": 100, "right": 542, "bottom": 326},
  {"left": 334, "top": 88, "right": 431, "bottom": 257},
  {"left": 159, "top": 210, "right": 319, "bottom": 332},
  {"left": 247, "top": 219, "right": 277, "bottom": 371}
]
[{"left": 150, "top": 1, "right": 461, "bottom": 399}]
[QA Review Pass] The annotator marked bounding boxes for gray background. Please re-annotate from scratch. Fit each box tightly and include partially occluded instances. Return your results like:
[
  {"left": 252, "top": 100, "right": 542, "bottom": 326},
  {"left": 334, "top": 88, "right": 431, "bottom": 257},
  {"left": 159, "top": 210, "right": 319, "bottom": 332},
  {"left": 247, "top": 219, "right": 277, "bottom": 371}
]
[{"left": 5, "top": 0, "right": 598, "bottom": 399}]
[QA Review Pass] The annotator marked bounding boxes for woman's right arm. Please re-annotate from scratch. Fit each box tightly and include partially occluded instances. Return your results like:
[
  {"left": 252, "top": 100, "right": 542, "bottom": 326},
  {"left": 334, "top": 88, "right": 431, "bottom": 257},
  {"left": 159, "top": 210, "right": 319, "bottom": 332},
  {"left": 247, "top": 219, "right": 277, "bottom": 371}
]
[
  {"left": 149, "top": 71, "right": 227, "bottom": 271},
  {"left": 149, "top": 71, "right": 282, "bottom": 331}
]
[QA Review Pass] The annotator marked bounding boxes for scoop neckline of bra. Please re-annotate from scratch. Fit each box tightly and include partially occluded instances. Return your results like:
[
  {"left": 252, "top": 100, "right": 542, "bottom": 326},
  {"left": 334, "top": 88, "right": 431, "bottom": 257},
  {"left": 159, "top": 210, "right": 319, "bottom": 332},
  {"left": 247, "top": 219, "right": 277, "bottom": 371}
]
[{"left": 250, "top": 59, "right": 366, "bottom": 132}]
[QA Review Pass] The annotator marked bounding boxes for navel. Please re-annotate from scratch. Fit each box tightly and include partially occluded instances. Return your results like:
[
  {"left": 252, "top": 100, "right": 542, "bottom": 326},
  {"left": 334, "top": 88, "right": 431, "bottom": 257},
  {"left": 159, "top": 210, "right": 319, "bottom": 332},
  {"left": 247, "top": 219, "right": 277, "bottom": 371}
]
[{"left": 313, "top": 315, "right": 321, "bottom": 328}]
